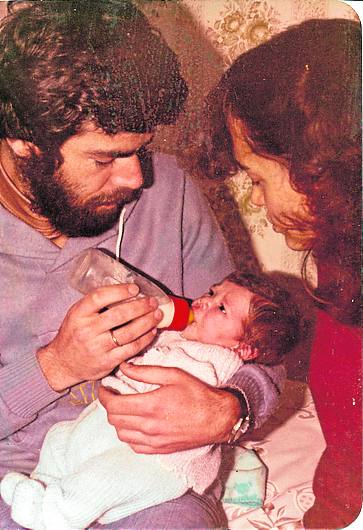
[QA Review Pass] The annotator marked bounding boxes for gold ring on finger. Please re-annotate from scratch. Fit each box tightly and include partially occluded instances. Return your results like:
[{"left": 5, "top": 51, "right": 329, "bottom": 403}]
[{"left": 109, "top": 329, "right": 121, "bottom": 348}]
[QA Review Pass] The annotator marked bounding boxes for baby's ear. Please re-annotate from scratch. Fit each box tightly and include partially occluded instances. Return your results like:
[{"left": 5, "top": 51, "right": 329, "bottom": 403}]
[{"left": 232, "top": 342, "right": 259, "bottom": 361}]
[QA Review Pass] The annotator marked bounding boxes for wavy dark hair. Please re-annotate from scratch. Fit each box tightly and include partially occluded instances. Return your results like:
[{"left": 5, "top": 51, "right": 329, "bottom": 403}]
[
  {"left": 0, "top": 0, "right": 188, "bottom": 151},
  {"left": 228, "top": 271, "right": 300, "bottom": 366},
  {"left": 200, "top": 19, "right": 361, "bottom": 326}
]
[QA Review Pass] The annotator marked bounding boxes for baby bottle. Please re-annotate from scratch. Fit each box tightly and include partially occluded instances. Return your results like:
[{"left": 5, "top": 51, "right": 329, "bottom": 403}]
[{"left": 69, "top": 248, "right": 194, "bottom": 331}]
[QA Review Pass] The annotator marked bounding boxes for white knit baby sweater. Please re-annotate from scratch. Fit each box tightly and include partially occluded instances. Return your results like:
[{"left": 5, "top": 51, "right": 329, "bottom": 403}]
[
  {"left": 103, "top": 331, "right": 243, "bottom": 494},
  {"left": 1, "top": 332, "right": 242, "bottom": 529}
]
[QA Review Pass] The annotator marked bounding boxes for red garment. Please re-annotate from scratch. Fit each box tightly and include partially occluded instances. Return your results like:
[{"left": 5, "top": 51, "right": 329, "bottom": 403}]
[{"left": 303, "top": 309, "right": 362, "bottom": 528}]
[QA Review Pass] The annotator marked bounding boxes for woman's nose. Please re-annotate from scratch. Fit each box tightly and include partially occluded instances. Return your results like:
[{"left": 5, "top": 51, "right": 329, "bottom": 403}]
[
  {"left": 109, "top": 155, "right": 144, "bottom": 190},
  {"left": 250, "top": 185, "right": 265, "bottom": 207}
]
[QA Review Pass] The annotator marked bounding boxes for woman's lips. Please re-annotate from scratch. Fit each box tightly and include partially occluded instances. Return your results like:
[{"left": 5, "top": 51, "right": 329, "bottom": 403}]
[{"left": 266, "top": 215, "right": 283, "bottom": 233}]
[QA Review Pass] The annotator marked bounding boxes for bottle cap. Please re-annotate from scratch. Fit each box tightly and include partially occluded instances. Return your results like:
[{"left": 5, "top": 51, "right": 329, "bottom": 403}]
[{"left": 166, "top": 295, "right": 194, "bottom": 331}]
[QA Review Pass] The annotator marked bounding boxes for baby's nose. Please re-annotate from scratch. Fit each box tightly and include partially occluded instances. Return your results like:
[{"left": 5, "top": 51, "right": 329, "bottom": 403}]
[{"left": 192, "top": 298, "right": 207, "bottom": 309}]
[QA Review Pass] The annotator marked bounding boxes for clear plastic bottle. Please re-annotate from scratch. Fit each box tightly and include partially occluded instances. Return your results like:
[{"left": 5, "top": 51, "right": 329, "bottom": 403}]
[{"left": 69, "top": 248, "right": 194, "bottom": 331}]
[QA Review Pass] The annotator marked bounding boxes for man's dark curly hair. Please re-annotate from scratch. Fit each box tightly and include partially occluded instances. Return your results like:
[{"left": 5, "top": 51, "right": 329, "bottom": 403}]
[
  {"left": 228, "top": 271, "right": 300, "bottom": 366},
  {"left": 0, "top": 0, "right": 188, "bottom": 151}
]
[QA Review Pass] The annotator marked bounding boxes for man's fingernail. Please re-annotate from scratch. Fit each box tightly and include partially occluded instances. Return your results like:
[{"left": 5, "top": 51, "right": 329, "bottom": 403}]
[
  {"left": 128, "top": 284, "right": 139, "bottom": 295},
  {"left": 154, "top": 309, "right": 163, "bottom": 319},
  {"left": 149, "top": 297, "right": 159, "bottom": 309}
]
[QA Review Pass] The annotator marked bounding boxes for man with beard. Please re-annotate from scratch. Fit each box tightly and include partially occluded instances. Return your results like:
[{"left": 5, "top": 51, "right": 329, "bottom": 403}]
[{"left": 0, "top": 1, "right": 285, "bottom": 528}]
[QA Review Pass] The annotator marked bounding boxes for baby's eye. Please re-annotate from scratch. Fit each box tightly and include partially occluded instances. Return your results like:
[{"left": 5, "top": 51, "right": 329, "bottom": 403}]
[
  {"left": 219, "top": 304, "right": 226, "bottom": 314},
  {"left": 208, "top": 288, "right": 214, "bottom": 296}
]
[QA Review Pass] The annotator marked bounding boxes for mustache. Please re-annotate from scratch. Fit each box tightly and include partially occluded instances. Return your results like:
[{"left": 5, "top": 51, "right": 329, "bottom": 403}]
[{"left": 85, "top": 186, "right": 142, "bottom": 208}]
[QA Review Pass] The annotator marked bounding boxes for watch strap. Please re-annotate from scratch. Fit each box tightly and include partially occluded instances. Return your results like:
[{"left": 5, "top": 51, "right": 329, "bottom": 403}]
[{"left": 223, "top": 386, "right": 252, "bottom": 445}]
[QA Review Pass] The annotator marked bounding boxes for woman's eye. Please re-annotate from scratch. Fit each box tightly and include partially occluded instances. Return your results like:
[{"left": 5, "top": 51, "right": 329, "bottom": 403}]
[
  {"left": 94, "top": 159, "right": 113, "bottom": 167},
  {"left": 219, "top": 304, "right": 226, "bottom": 314}
]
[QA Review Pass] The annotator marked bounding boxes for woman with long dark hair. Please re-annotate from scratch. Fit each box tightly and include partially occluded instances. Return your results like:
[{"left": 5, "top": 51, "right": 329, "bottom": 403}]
[{"left": 200, "top": 18, "right": 361, "bottom": 528}]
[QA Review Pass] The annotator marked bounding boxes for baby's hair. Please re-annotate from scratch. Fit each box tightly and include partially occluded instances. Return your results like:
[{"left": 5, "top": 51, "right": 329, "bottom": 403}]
[{"left": 227, "top": 271, "right": 300, "bottom": 365}]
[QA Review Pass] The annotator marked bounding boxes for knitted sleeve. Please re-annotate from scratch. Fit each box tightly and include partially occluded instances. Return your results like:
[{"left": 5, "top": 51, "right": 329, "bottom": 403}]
[
  {"left": 0, "top": 348, "right": 67, "bottom": 440},
  {"left": 224, "top": 363, "right": 286, "bottom": 430}
]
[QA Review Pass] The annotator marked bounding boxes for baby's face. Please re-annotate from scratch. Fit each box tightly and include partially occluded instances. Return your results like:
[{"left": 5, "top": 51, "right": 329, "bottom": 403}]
[{"left": 183, "top": 280, "right": 253, "bottom": 348}]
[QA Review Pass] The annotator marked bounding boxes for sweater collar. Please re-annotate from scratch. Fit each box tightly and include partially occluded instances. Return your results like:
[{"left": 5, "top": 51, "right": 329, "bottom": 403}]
[
  {"left": 0, "top": 202, "right": 134, "bottom": 270},
  {"left": 0, "top": 140, "right": 65, "bottom": 245}
]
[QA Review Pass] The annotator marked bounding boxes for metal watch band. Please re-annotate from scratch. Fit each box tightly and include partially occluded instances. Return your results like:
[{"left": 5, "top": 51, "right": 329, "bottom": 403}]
[
  {"left": 227, "top": 414, "right": 251, "bottom": 445},
  {"left": 223, "top": 386, "right": 252, "bottom": 445}
]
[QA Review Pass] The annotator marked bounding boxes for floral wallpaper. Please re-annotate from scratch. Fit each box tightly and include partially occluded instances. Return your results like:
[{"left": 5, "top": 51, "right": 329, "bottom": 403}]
[{"left": 201, "top": 0, "right": 284, "bottom": 65}]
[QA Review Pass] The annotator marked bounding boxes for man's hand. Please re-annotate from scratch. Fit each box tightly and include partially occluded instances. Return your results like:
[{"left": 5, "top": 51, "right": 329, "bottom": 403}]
[
  {"left": 98, "top": 363, "right": 242, "bottom": 453},
  {"left": 37, "top": 284, "right": 162, "bottom": 392}
]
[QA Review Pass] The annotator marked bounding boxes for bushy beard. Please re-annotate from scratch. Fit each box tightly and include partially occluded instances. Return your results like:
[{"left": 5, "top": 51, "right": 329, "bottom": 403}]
[{"left": 20, "top": 151, "right": 142, "bottom": 237}]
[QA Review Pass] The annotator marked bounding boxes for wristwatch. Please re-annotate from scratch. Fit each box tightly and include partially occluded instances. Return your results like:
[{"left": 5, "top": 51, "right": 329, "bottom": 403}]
[{"left": 223, "top": 386, "right": 252, "bottom": 445}]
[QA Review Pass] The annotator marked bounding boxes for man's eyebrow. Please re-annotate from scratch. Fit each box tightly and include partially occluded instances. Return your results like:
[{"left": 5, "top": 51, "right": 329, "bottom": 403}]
[
  {"left": 88, "top": 139, "right": 153, "bottom": 158},
  {"left": 88, "top": 149, "right": 138, "bottom": 158}
]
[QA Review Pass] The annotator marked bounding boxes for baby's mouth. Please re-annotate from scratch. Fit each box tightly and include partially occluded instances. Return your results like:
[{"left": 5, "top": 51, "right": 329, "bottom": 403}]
[{"left": 190, "top": 305, "right": 200, "bottom": 323}]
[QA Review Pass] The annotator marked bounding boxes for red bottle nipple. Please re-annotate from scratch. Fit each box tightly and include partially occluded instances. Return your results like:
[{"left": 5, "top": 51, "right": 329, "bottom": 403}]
[{"left": 166, "top": 295, "right": 194, "bottom": 331}]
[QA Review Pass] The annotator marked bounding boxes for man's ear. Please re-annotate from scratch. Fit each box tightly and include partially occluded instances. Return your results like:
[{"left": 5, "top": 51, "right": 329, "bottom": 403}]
[
  {"left": 232, "top": 342, "right": 259, "bottom": 361},
  {"left": 6, "top": 138, "right": 41, "bottom": 157}
]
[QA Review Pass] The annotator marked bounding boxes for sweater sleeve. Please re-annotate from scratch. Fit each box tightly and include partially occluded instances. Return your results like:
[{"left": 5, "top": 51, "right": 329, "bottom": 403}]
[
  {"left": 181, "top": 175, "right": 234, "bottom": 299},
  {"left": 224, "top": 362, "right": 286, "bottom": 430},
  {"left": 0, "top": 348, "right": 66, "bottom": 440}
]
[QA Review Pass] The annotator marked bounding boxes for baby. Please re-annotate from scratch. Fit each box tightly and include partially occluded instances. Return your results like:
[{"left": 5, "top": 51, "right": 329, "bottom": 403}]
[{"left": 1, "top": 272, "right": 299, "bottom": 530}]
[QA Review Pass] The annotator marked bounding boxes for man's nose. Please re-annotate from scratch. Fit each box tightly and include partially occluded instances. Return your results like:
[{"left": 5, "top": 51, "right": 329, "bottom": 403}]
[
  {"left": 109, "top": 155, "right": 144, "bottom": 190},
  {"left": 250, "top": 186, "right": 265, "bottom": 207}
]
